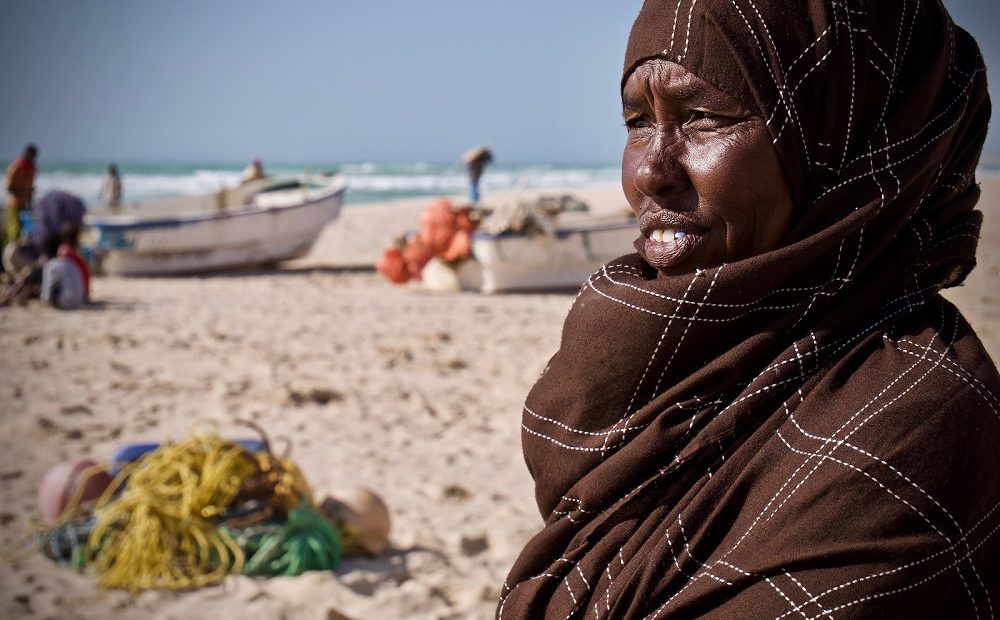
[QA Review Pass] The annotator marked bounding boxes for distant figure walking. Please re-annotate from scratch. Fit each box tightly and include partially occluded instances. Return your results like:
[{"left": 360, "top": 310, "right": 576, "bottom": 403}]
[
  {"left": 100, "top": 164, "right": 123, "bottom": 209},
  {"left": 4, "top": 144, "right": 38, "bottom": 251},
  {"left": 240, "top": 158, "right": 267, "bottom": 185},
  {"left": 463, "top": 146, "right": 492, "bottom": 205}
]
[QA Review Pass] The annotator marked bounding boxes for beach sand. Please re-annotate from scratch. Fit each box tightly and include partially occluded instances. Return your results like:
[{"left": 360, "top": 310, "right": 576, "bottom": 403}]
[{"left": 1, "top": 179, "right": 997, "bottom": 619}]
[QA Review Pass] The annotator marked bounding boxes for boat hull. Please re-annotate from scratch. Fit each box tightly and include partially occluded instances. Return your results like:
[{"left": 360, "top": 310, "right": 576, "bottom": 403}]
[
  {"left": 89, "top": 182, "right": 346, "bottom": 276},
  {"left": 470, "top": 218, "right": 636, "bottom": 293}
]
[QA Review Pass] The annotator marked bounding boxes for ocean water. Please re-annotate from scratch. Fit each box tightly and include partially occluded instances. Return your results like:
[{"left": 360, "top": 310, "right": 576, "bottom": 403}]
[{"left": 33, "top": 161, "right": 622, "bottom": 208}]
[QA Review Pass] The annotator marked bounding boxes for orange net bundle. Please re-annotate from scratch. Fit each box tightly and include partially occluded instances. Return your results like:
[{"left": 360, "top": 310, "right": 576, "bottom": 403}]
[{"left": 376, "top": 198, "right": 476, "bottom": 284}]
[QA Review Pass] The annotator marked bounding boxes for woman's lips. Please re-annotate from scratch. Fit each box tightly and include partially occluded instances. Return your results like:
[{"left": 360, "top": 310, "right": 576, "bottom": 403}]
[
  {"left": 638, "top": 229, "right": 703, "bottom": 269},
  {"left": 636, "top": 208, "right": 707, "bottom": 270}
]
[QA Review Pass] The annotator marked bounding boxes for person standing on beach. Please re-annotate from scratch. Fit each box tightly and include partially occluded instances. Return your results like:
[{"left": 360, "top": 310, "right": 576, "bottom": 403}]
[
  {"left": 99, "top": 164, "right": 122, "bottom": 210},
  {"left": 3, "top": 144, "right": 38, "bottom": 250},
  {"left": 463, "top": 146, "right": 492, "bottom": 205}
]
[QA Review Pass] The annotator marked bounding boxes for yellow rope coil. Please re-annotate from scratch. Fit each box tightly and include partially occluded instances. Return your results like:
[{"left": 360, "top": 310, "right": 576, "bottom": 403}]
[{"left": 87, "top": 431, "right": 258, "bottom": 590}]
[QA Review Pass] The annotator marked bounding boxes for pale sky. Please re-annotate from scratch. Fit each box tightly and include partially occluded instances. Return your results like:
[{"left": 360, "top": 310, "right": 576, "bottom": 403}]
[{"left": 1, "top": 0, "right": 996, "bottom": 164}]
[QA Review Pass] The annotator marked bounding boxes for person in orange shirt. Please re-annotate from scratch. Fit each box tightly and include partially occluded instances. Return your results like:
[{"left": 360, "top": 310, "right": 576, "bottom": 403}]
[{"left": 4, "top": 144, "right": 38, "bottom": 250}]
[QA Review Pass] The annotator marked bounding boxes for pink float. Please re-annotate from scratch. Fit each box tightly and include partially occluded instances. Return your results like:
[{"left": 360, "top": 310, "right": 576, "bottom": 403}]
[{"left": 37, "top": 459, "right": 113, "bottom": 523}]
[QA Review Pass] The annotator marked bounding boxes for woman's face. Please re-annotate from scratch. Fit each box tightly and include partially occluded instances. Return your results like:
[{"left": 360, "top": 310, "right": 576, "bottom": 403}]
[{"left": 622, "top": 59, "right": 795, "bottom": 274}]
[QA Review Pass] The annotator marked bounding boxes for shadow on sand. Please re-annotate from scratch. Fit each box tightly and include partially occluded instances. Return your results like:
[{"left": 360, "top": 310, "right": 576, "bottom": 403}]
[
  {"left": 136, "top": 263, "right": 379, "bottom": 280},
  {"left": 335, "top": 544, "right": 450, "bottom": 596}
]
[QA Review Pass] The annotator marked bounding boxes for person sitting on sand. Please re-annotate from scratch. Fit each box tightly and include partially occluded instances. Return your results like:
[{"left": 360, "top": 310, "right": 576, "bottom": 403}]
[
  {"left": 499, "top": 0, "right": 999, "bottom": 617},
  {"left": 240, "top": 159, "right": 267, "bottom": 185},
  {"left": 40, "top": 223, "right": 88, "bottom": 310},
  {"left": 55, "top": 223, "right": 89, "bottom": 302}
]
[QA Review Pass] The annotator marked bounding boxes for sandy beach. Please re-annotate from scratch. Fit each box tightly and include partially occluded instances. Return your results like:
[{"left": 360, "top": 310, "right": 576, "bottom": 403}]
[{"left": 1, "top": 178, "right": 997, "bottom": 620}]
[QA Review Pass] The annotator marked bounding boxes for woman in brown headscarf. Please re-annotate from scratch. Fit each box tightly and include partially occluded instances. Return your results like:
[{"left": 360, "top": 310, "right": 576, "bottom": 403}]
[{"left": 500, "top": 0, "right": 996, "bottom": 617}]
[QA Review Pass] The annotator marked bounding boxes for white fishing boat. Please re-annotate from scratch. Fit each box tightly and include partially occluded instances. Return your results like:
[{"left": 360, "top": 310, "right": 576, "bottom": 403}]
[
  {"left": 466, "top": 213, "right": 637, "bottom": 293},
  {"left": 87, "top": 176, "right": 347, "bottom": 276}
]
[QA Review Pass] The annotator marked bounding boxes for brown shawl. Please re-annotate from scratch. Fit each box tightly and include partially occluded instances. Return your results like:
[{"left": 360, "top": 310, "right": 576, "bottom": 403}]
[{"left": 500, "top": 0, "right": 997, "bottom": 617}]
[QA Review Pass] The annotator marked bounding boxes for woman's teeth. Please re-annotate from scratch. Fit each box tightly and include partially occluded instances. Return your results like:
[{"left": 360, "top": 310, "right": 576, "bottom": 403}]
[{"left": 649, "top": 229, "right": 686, "bottom": 242}]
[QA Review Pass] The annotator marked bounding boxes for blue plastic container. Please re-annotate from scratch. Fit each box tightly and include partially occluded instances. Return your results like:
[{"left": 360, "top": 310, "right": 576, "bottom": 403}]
[
  {"left": 19, "top": 211, "right": 33, "bottom": 235},
  {"left": 110, "top": 439, "right": 268, "bottom": 473}
]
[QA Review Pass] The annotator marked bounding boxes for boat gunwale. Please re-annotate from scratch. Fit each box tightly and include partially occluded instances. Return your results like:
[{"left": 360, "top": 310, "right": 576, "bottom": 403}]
[{"left": 87, "top": 183, "right": 347, "bottom": 232}]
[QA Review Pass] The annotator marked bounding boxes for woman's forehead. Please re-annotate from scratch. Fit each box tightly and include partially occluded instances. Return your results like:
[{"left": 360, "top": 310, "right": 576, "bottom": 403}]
[
  {"left": 623, "top": 59, "right": 738, "bottom": 110},
  {"left": 625, "top": 61, "right": 702, "bottom": 94}
]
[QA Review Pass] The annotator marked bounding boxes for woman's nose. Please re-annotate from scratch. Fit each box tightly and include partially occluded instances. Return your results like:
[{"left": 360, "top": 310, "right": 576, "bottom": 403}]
[{"left": 630, "top": 133, "right": 690, "bottom": 198}]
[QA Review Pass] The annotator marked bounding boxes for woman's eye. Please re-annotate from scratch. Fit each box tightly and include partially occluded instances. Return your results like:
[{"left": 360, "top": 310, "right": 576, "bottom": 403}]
[
  {"left": 689, "top": 110, "right": 722, "bottom": 122},
  {"left": 686, "top": 110, "right": 742, "bottom": 128},
  {"left": 624, "top": 117, "right": 650, "bottom": 130}
]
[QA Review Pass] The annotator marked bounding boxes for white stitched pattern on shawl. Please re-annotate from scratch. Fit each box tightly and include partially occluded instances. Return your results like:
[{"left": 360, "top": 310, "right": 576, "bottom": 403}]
[{"left": 600, "top": 269, "right": 702, "bottom": 457}]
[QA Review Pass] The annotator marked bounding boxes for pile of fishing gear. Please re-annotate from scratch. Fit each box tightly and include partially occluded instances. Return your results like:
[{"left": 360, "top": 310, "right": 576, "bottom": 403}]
[{"left": 34, "top": 424, "right": 389, "bottom": 591}]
